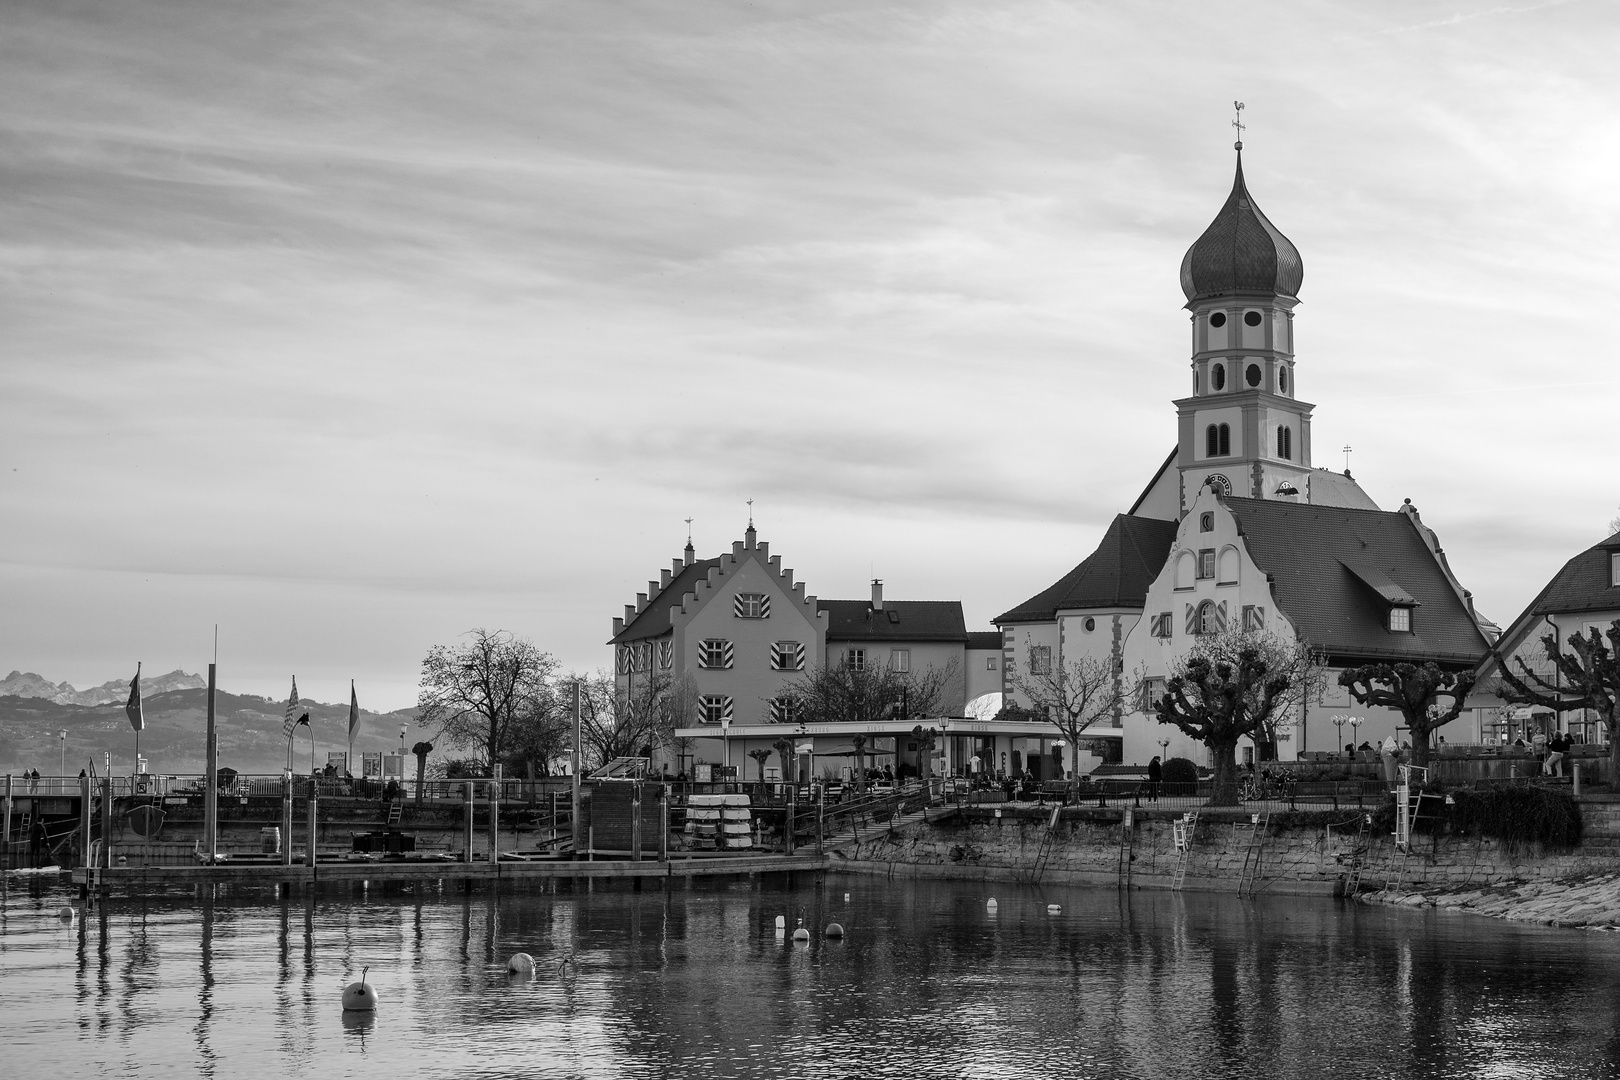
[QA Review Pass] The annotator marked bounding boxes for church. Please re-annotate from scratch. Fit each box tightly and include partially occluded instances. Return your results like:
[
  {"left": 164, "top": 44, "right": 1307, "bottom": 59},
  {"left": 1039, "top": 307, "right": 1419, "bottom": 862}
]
[{"left": 995, "top": 140, "right": 1498, "bottom": 772}]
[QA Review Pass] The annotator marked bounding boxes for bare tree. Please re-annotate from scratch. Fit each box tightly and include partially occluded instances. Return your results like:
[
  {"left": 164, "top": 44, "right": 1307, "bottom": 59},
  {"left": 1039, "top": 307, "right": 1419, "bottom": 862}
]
[
  {"left": 784, "top": 657, "right": 959, "bottom": 726},
  {"left": 572, "top": 669, "right": 697, "bottom": 772},
  {"left": 1149, "top": 629, "right": 1320, "bottom": 806},
  {"left": 1492, "top": 621, "right": 1620, "bottom": 783},
  {"left": 416, "top": 629, "right": 559, "bottom": 773},
  {"left": 411, "top": 741, "right": 433, "bottom": 804},
  {"left": 747, "top": 747, "right": 773, "bottom": 782},
  {"left": 1340, "top": 663, "right": 1477, "bottom": 769},
  {"left": 1012, "top": 641, "right": 1127, "bottom": 801}
]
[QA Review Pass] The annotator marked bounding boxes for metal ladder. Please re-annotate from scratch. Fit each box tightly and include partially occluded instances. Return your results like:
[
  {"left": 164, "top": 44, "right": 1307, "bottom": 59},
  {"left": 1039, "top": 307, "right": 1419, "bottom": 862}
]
[
  {"left": 1116, "top": 807, "right": 1135, "bottom": 887},
  {"left": 1342, "top": 814, "right": 1373, "bottom": 896},
  {"left": 386, "top": 800, "right": 403, "bottom": 827},
  {"left": 1171, "top": 811, "right": 1199, "bottom": 891},
  {"left": 1236, "top": 810, "right": 1271, "bottom": 896},
  {"left": 1018, "top": 806, "right": 1062, "bottom": 885}
]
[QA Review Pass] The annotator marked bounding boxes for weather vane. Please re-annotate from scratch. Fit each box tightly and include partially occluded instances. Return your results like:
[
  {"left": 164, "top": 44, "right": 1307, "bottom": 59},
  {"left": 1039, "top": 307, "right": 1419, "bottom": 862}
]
[
  {"left": 1232, "top": 100, "right": 1245, "bottom": 150},
  {"left": 684, "top": 516, "right": 693, "bottom": 543},
  {"left": 746, "top": 498, "right": 754, "bottom": 527}
]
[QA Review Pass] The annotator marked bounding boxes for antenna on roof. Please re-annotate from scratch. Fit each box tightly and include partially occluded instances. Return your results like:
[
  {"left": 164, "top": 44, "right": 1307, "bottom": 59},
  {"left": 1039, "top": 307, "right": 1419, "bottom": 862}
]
[{"left": 1232, "top": 100, "right": 1245, "bottom": 150}]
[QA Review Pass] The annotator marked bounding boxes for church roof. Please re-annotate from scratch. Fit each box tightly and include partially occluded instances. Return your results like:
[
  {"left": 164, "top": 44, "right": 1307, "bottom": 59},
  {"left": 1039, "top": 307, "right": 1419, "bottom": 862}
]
[
  {"left": 996, "top": 514, "right": 1179, "bottom": 623},
  {"left": 1179, "top": 150, "right": 1303, "bottom": 304},
  {"left": 610, "top": 557, "right": 721, "bottom": 644},
  {"left": 818, "top": 599, "right": 967, "bottom": 642},
  {"left": 1223, "top": 497, "right": 1488, "bottom": 666}
]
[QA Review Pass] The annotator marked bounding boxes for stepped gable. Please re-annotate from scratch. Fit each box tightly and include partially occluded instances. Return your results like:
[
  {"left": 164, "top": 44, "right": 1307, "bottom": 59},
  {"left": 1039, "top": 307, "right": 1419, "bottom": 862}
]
[
  {"left": 611, "top": 557, "right": 721, "bottom": 644},
  {"left": 818, "top": 599, "right": 966, "bottom": 642},
  {"left": 996, "top": 514, "right": 1179, "bottom": 623},
  {"left": 1222, "top": 496, "right": 1489, "bottom": 666}
]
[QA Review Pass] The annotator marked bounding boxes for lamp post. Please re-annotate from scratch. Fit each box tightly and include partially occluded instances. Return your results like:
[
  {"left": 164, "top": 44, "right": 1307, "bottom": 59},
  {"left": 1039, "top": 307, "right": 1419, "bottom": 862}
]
[
  {"left": 1158, "top": 737, "right": 1170, "bottom": 758},
  {"left": 59, "top": 730, "right": 66, "bottom": 777},
  {"left": 1333, "top": 715, "right": 1348, "bottom": 756},
  {"left": 399, "top": 723, "right": 407, "bottom": 757},
  {"left": 720, "top": 718, "right": 731, "bottom": 774},
  {"left": 1348, "top": 716, "right": 1363, "bottom": 753}
]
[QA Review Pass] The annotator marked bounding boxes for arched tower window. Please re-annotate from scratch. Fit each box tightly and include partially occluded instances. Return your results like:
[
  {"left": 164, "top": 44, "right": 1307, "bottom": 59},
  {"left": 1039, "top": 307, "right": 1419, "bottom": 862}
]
[
  {"left": 1277, "top": 425, "right": 1292, "bottom": 460},
  {"left": 1206, "top": 424, "right": 1219, "bottom": 457},
  {"left": 1212, "top": 363, "right": 1227, "bottom": 391},
  {"left": 1278, "top": 367, "right": 1288, "bottom": 394},
  {"left": 1218, "top": 423, "right": 1230, "bottom": 456}
]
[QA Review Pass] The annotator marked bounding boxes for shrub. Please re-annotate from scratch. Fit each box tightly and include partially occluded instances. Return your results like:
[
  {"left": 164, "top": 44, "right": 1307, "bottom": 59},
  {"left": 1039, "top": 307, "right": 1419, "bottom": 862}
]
[
  {"left": 1161, "top": 757, "right": 1200, "bottom": 786},
  {"left": 1370, "top": 783, "right": 1583, "bottom": 848}
]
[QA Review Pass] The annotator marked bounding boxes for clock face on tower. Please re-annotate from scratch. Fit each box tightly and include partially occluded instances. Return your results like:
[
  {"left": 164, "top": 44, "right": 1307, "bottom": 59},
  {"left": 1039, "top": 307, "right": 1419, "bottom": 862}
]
[{"left": 1203, "top": 473, "right": 1232, "bottom": 497}]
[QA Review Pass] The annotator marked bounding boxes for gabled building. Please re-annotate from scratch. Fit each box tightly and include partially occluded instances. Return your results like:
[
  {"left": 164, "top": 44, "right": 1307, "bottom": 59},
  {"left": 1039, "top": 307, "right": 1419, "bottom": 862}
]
[{"left": 1476, "top": 532, "right": 1620, "bottom": 745}]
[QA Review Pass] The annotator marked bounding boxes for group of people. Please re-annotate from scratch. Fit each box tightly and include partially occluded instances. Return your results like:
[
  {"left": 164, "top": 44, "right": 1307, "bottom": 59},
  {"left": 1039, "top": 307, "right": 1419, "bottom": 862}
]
[{"left": 1524, "top": 728, "right": 1575, "bottom": 776}]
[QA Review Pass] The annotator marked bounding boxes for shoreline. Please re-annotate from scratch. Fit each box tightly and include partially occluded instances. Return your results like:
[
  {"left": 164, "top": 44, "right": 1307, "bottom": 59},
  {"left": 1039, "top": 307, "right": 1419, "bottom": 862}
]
[{"left": 1357, "top": 872, "right": 1620, "bottom": 930}]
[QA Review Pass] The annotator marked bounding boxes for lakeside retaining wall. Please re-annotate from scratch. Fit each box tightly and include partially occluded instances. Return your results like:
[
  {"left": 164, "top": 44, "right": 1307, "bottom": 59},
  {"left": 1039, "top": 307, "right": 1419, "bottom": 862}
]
[{"left": 832, "top": 800, "right": 1620, "bottom": 895}]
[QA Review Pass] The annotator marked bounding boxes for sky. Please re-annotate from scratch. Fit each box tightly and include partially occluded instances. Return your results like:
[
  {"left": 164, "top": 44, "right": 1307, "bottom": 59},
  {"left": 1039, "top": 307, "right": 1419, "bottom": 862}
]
[{"left": 2, "top": 0, "right": 1618, "bottom": 712}]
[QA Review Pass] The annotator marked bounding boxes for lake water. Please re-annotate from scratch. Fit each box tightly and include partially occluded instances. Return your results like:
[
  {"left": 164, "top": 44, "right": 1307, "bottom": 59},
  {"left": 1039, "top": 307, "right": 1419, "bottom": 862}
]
[{"left": 2, "top": 870, "right": 1618, "bottom": 1079}]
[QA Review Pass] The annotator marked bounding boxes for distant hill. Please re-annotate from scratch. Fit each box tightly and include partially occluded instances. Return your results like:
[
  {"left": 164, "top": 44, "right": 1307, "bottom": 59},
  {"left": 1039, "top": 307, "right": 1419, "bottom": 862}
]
[
  {"left": 0, "top": 668, "right": 206, "bottom": 707},
  {"left": 0, "top": 682, "right": 419, "bottom": 777}
]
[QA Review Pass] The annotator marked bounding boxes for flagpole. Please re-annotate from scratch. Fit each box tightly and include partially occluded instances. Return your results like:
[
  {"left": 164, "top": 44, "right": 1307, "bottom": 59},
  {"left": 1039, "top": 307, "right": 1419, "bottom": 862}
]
[{"left": 204, "top": 660, "right": 217, "bottom": 861}]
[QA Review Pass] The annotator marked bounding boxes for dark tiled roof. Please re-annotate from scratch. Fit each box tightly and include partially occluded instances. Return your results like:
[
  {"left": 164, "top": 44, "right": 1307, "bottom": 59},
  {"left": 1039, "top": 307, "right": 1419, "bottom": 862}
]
[
  {"left": 996, "top": 515, "right": 1179, "bottom": 624},
  {"left": 1223, "top": 497, "right": 1488, "bottom": 666},
  {"left": 965, "top": 631, "right": 1004, "bottom": 651},
  {"left": 1179, "top": 151, "right": 1303, "bottom": 303},
  {"left": 819, "top": 600, "right": 966, "bottom": 642},
  {"left": 1523, "top": 535, "right": 1620, "bottom": 619},
  {"left": 609, "top": 558, "right": 721, "bottom": 644}
]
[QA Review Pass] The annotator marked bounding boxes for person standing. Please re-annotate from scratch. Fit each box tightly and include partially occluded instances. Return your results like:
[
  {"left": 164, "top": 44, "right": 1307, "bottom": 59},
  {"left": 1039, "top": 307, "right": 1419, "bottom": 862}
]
[
  {"left": 1380, "top": 734, "right": 1401, "bottom": 786},
  {"left": 1531, "top": 727, "right": 1548, "bottom": 770},
  {"left": 1544, "top": 732, "right": 1566, "bottom": 777},
  {"left": 1147, "top": 756, "right": 1162, "bottom": 803}
]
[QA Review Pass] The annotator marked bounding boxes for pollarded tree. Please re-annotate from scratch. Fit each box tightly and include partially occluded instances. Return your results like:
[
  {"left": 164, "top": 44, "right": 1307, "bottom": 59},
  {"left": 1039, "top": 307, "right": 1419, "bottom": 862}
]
[
  {"left": 748, "top": 747, "right": 773, "bottom": 782},
  {"left": 1339, "top": 663, "right": 1477, "bottom": 770},
  {"left": 850, "top": 733, "right": 868, "bottom": 794},
  {"left": 773, "top": 738, "right": 795, "bottom": 786},
  {"left": 1492, "top": 620, "right": 1620, "bottom": 783},
  {"left": 1012, "top": 641, "right": 1127, "bottom": 802},
  {"left": 411, "top": 741, "right": 434, "bottom": 805},
  {"left": 1151, "top": 629, "right": 1319, "bottom": 806},
  {"left": 416, "top": 629, "right": 559, "bottom": 773}
]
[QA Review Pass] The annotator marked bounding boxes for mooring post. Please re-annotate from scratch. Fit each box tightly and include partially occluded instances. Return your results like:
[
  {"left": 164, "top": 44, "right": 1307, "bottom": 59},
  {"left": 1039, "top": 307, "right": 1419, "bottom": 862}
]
[
  {"left": 2, "top": 774, "right": 12, "bottom": 872},
  {"left": 307, "top": 773, "right": 319, "bottom": 870},
  {"left": 101, "top": 776, "right": 113, "bottom": 871},
  {"left": 785, "top": 786, "right": 796, "bottom": 856},
  {"left": 489, "top": 765, "right": 501, "bottom": 864},
  {"left": 631, "top": 782, "right": 642, "bottom": 863},
  {"left": 1573, "top": 762, "right": 1582, "bottom": 798},
  {"left": 281, "top": 773, "right": 293, "bottom": 867},
  {"left": 463, "top": 779, "right": 474, "bottom": 864},
  {"left": 658, "top": 785, "right": 669, "bottom": 863},
  {"left": 79, "top": 774, "right": 91, "bottom": 872}
]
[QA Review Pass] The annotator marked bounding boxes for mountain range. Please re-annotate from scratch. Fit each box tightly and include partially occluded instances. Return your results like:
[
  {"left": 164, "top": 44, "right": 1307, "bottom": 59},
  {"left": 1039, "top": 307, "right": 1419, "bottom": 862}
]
[{"left": 0, "top": 671, "right": 422, "bottom": 778}]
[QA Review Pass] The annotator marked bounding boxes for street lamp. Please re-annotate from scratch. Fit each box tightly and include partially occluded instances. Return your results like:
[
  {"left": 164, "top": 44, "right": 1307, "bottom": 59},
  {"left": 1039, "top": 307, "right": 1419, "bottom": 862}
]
[
  {"left": 1333, "top": 715, "right": 1348, "bottom": 755},
  {"left": 399, "top": 723, "right": 408, "bottom": 756},
  {"left": 59, "top": 729, "right": 67, "bottom": 777},
  {"left": 1348, "top": 716, "right": 1363, "bottom": 752},
  {"left": 1158, "top": 737, "right": 1170, "bottom": 757}
]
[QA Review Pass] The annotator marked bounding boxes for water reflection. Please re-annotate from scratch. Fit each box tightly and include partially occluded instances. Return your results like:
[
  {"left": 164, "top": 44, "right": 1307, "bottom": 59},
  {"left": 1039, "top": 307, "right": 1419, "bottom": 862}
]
[{"left": 5, "top": 874, "right": 1620, "bottom": 1078}]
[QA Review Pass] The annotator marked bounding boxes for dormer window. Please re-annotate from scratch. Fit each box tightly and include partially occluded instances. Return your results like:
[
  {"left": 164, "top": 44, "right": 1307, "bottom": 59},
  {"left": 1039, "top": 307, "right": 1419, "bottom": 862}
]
[{"left": 1389, "top": 607, "right": 1412, "bottom": 633}]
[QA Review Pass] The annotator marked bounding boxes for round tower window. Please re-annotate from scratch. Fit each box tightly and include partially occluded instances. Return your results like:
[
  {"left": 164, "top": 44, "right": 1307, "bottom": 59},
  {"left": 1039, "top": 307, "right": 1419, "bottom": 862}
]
[
  {"left": 1212, "top": 364, "right": 1226, "bottom": 391},
  {"left": 1246, "top": 364, "right": 1261, "bottom": 387},
  {"left": 1244, "top": 311, "right": 1262, "bottom": 327},
  {"left": 1209, "top": 312, "right": 1227, "bottom": 328},
  {"left": 1083, "top": 617, "right": 1096, "bottom": 632}
]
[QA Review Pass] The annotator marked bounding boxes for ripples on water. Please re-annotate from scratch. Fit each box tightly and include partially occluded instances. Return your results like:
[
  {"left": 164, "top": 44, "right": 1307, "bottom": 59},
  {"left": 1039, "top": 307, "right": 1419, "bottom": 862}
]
[{"left": 2, "top": 871, "right": 1618, "bottom": 1079}]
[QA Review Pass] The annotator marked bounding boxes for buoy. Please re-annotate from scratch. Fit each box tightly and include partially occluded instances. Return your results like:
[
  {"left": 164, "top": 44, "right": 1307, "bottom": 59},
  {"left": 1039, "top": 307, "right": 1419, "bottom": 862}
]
[
  {"left": 507, "top": 953, "right": 536, "bottom": 977},
  {"left": 986, "top": 898, "right": 998, "bottom": 912},
  {"left": 342, "top": 967, "right": 379, "bottom": 1012},
  {"left": 57, "top": 906, "right": 76, "bottom": 921},
  {"left": 791, "top": 927, "right": 810, "bottom": 942},
  {"left": 844, "top": 893, "right": 850, "bottom": 901},
  {"left": 825, "top": 923, "right": 844, "bottom": 938},
  {"left": 1047, "top": 904, "right": 1061, "bottom": 915},
  {"left": 774, "top": 915, "right": 786, "bottom": 929}
]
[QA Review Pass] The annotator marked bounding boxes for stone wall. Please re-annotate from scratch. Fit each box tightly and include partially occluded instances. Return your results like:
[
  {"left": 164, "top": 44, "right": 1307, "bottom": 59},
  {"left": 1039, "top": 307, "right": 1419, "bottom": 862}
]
[{"left": 833, "top": 799, "right": 1620, "bottom": 895}]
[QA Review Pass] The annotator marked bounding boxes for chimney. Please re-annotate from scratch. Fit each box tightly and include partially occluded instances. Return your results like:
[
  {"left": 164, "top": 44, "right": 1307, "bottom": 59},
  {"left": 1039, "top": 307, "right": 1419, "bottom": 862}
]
[{"left": 871, "top": 579, "right": 883, "bottom": 611}]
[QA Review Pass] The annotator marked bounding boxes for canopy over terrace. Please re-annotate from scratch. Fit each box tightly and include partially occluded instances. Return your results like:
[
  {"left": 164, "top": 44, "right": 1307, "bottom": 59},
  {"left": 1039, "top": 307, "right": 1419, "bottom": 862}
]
[{"left": 672, "top": 717, "right": 1125, "bottom": 783}]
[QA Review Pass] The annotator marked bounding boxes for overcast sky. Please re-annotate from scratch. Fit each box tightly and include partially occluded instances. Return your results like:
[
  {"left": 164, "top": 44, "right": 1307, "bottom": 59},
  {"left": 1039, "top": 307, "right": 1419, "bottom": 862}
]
[{"left": 3, "top": 0, "right": 1617, "bottom": 711}]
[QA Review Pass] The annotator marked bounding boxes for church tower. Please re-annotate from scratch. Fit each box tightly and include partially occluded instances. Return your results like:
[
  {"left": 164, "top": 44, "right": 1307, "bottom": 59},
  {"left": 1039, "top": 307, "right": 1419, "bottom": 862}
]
[{"left": 1172, "top": 140, "right": 1315, "bottom": 513}]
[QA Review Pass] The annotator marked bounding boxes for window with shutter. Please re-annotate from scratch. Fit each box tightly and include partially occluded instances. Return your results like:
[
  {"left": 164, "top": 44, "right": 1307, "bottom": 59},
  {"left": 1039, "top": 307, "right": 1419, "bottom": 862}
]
[
  {"left": 699, "top": 695, "right": 734, "bottom": 723},
  {"left": 769, "top": 697, "right": 796, "bottom": 724},
  {"left": 771, "top": 641, "right": 805, "bottom": 671},
  {"left": 734, "top": 593, "right": 770, "bottom": 618},
  {"left": 698, "top": 639, "right": 734, "bottom": 669}
]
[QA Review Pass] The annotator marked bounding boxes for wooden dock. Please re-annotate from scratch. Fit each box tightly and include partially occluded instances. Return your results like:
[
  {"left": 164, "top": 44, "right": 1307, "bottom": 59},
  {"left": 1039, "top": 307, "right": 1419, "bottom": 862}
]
[{"left": 70, "top": 852, "right": 830, "bottom": 893}]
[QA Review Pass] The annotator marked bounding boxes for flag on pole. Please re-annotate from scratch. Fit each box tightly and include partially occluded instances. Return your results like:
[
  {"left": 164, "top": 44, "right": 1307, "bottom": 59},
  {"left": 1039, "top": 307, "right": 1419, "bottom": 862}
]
[
  {"left": 348, "top": 681, "right": 360, "bottom": 743},
  {"left": 283, "top": 677, "right": 300, "bottom": 739},
  {"left": 125, "top": 663, "right": 145, "bottom": 732}
]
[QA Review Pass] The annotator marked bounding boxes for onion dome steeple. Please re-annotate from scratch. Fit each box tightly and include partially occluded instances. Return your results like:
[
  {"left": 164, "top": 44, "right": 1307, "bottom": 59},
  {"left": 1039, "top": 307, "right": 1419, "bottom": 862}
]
[{"left": 1178, "top": 146, "right": 1303, "bottom": 305}]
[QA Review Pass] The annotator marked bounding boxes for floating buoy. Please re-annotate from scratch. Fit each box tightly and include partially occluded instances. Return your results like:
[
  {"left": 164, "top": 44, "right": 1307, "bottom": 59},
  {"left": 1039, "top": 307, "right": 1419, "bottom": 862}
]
[
  {"left": 791, "top": 927, "right": 810, "bottom": 942},
  {"left": 1047, "top": 904, "right": 1062, "bottom": 915},
  {"left": 825, "top": 923, "right": 844, "bottom": 938},
  {"left": 57, "top": 906, "right": 76, "bottom": 921},
  {"left": 985, "top": 898, "right": 998, "bottom": 913},
  {"left": 507, "top": 953, "right": 536, "bottom": 977},
  {"left": 342, "top": 967, "right": 378, "bottom": 1012},
  {"left": 774, "top": 915, "right": 786, "bottom": 929},
  {"left": 844, "top": 893, "right": 850, "bottom": 901}
]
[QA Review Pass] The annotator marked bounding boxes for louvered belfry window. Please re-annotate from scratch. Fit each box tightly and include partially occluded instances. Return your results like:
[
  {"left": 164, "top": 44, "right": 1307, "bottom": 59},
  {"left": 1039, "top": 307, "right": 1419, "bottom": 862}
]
[
  {"left": 734, "top": 592, "right": 770, "bottom": 619},
  {"left": 770, "top": 641, "right": 805, "bottom": 671},
  {"left": 698, "top": 639, "right": 734, "bottom": 669}
]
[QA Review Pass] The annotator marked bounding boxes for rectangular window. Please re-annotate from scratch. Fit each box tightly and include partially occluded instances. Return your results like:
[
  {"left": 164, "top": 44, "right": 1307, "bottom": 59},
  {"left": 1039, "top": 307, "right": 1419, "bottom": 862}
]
[
  {"left": 733, "top": 592, "right": 770, "bottom": 619},
  {"left": 770, "top": 641, "right": 805, "bottom": 671},
  {"left": 1197, "top": 549, "right": 1216, "bottom": 580},
  {"left": 1150, "top": 612, "right": 1173, "bottom": 638},
  {"left": 846, "top": 648, "right": 866, "bottom": 671},
  {"left": 698, "top": 639, "right": 734, "bottom": 669},
  {"left": 1029, "top": 646, "right": 1052, "bottom": 676},
  {"left": 699, "top": 695, "right": 733, "bottom": 724},
  {"left": 769, "top": 696, "right": 796, "bottom": 724},
  {"left": 1389, "top": 607, "right": 1411, "bottom": 633},
  {"left": 1611, "top": 552, "right": 1620, "bottom": 588},
  {"left": 1140, "top": 677, "right": 1167, "bottom": 713},
  {"left": 986, "top": 656, "right": 997, "bottom": 671},
  {"left": 1242, "top": 605, "right": 1265, "bottom": 631},
  {"left": 890, "top": 648, "right": 910, "bottom": 673}
]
